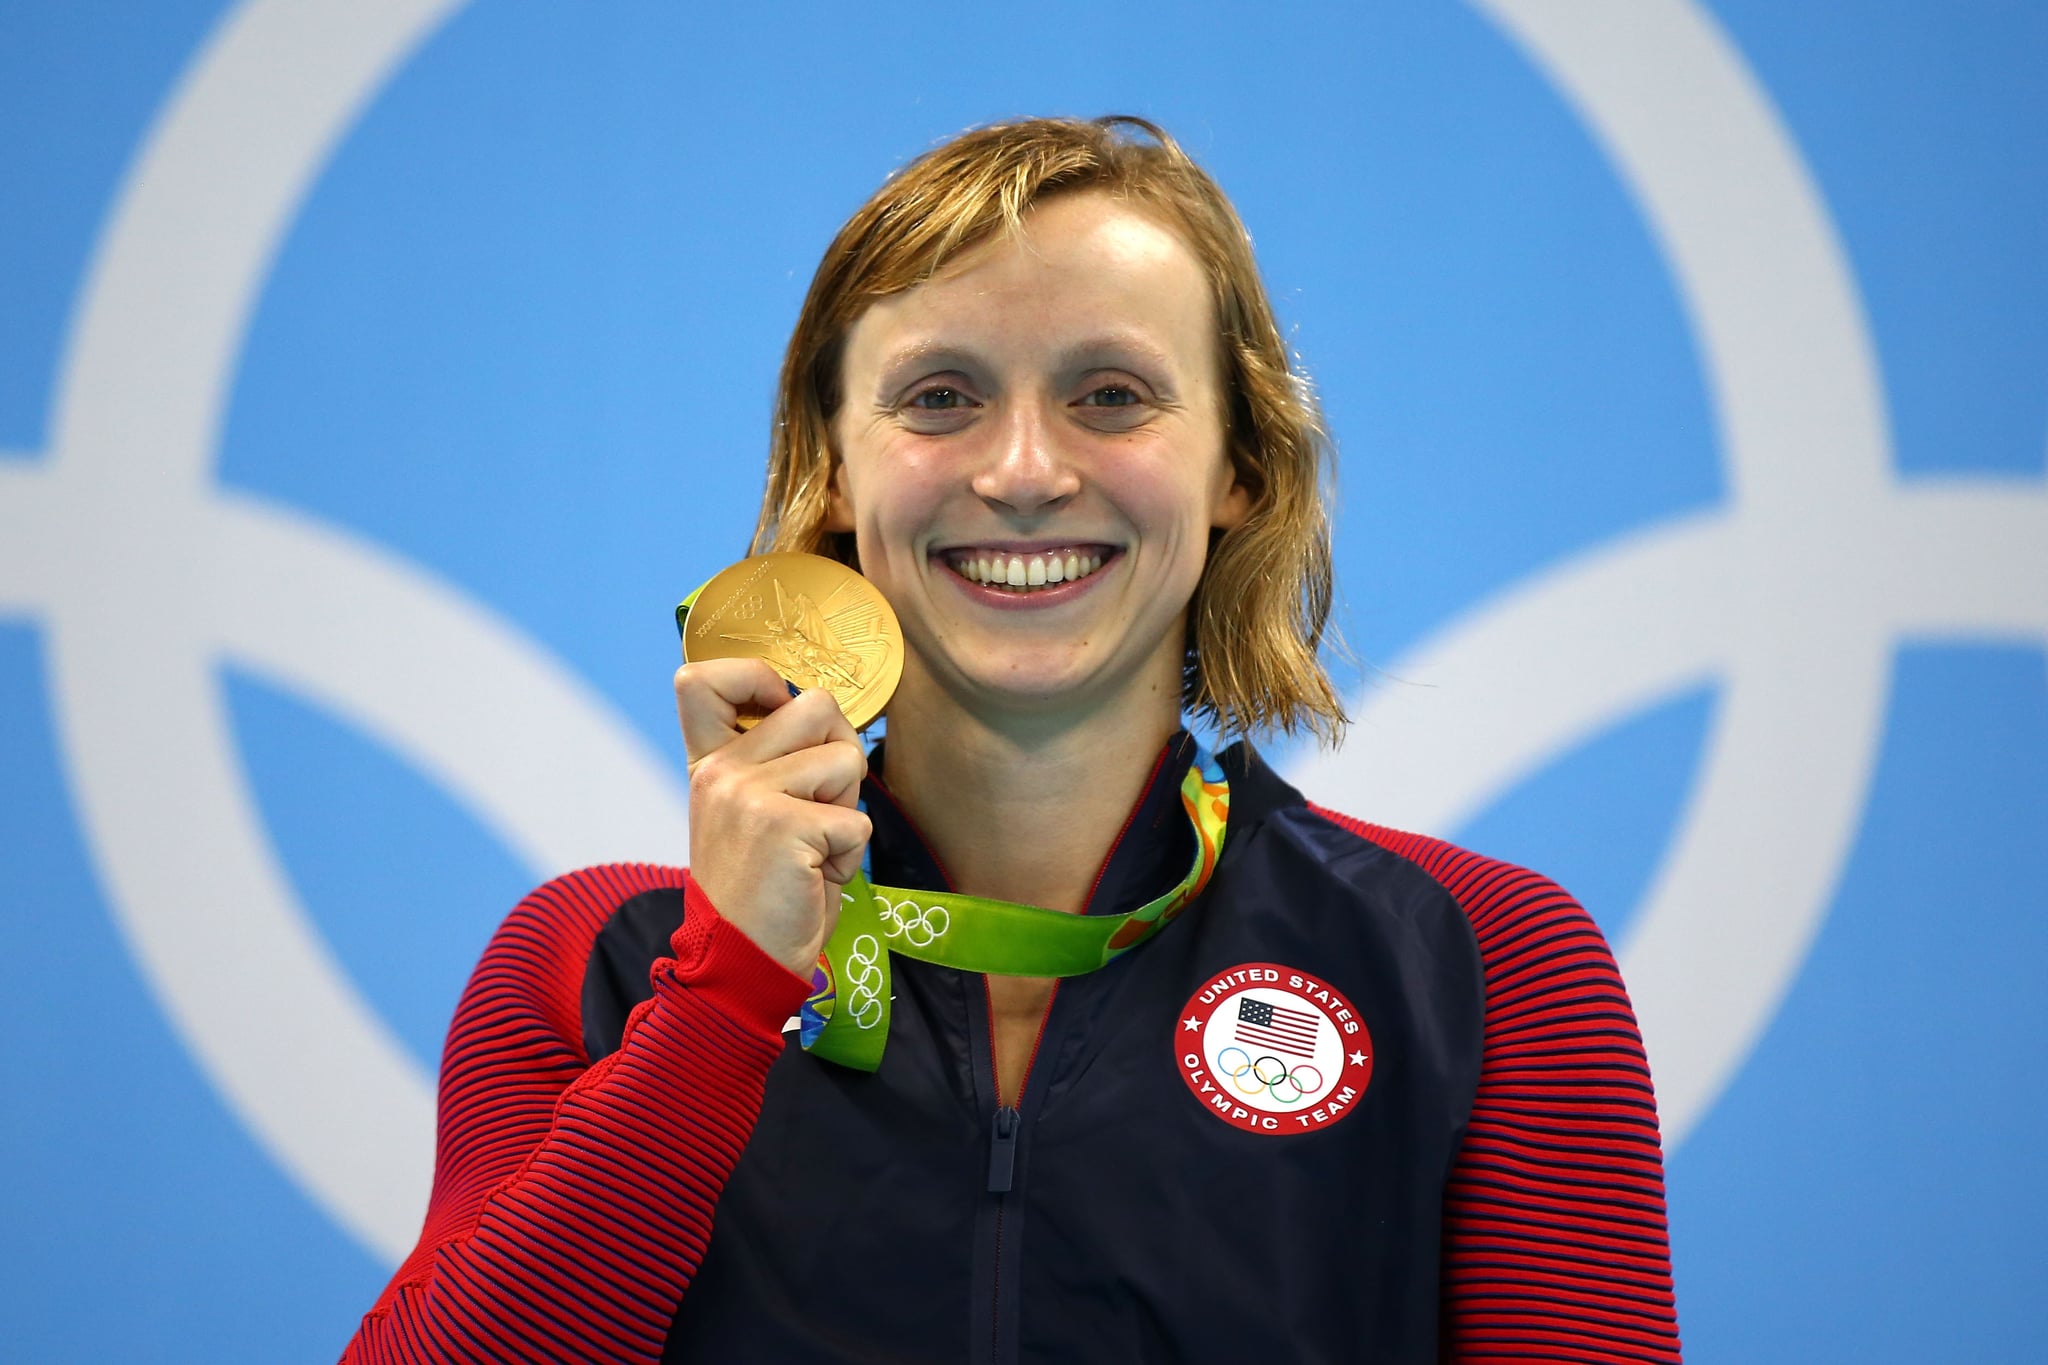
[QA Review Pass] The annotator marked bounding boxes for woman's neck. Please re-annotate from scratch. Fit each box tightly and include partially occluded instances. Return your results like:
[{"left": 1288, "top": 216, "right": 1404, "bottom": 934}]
[{"left": 877, "top": 679, "right": 1183, "bottom": 915}]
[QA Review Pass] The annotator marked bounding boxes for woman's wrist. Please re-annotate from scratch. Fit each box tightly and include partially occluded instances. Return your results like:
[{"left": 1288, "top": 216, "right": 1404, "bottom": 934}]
[{"left": 675, "top": 872, "right": 817, "bottom": 1036}]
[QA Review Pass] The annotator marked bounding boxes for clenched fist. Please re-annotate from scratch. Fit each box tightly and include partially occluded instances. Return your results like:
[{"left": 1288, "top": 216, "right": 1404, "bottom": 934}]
[{"left": 674, "top": 657, "right": 871, "bottom": 975}]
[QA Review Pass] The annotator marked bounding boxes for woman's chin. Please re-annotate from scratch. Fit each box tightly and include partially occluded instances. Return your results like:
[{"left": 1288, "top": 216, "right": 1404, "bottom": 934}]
[
  {"left": 893, "top": 620, "right": 1187, "bottom": 725},
  {"left": 934, "top": 658, "right": 1165, "bottom": 723},
  {"left": 960, "top": 669, "right": 1094, "bottom": 710}
]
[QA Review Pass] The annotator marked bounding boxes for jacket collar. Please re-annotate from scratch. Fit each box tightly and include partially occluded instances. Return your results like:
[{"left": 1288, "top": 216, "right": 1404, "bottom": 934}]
[{"left": 860, "top": 731, "right": 1302, "bottom": 916}]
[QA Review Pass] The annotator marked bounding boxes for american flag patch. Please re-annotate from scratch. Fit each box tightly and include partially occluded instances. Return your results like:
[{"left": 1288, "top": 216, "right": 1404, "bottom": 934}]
[{"left": 1234, "top": 996, "right": 1320, "bottom": 1059}]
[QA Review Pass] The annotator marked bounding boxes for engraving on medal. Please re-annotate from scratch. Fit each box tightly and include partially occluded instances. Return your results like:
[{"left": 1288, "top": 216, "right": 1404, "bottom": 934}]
[
  {"left": 719, "top": 577, "right": 874, "bottom": 693},
  {"left": 680, "top": 552, "right": 903, "bottom": 730},
  {"left": 690, "top": 558, "right": 771, "bottom": 636}
]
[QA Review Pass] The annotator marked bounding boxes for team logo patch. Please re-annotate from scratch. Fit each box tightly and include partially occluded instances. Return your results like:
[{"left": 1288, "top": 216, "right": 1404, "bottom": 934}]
[{"left": 1177, "top": 963, "right": 1373, "bottom": 1134}]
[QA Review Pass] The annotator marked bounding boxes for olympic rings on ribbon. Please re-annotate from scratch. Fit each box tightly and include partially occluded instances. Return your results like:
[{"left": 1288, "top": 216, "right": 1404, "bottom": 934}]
[
  {"left": 874, "top": 892, "right": 951, "bottom": 949},
  {"left": 843, "top": 933, "right": 885, "bottom": 1029},
  {"left": 1214, "top": 1045, "right": 1319, "bottom": 1105}
]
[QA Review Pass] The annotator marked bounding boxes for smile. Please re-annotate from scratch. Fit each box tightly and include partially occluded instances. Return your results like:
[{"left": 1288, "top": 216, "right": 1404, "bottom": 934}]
[{"left": 943, "top": 547, "right": 1111, "bottom": 592}]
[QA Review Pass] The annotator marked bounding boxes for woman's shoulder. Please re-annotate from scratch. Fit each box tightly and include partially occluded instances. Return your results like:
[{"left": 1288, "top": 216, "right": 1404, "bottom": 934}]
[
  {"left": 1291, "top": 803, "right": 1619, "bottom": 977},
  {"left": 483, "top": 862, "right": 691, "bottom": 972},
  {"left": 496, "top": 862, "right": 690, "bottom": 933},
  {"left": 452, "top": 863, "right": 691, "bottom": 1059},
  {"left": 1220, "top": 743, "right": 1601, "bottom": 954}
]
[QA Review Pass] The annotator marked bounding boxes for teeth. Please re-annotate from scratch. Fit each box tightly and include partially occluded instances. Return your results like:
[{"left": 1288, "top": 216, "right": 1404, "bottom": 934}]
[{"left": 948, "top": 549, "right": 1110, "bottom": 592}]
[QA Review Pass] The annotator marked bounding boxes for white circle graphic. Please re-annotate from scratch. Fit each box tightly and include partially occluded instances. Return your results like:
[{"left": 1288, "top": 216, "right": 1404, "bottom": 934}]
[
  {"left": 0, "top": 0, "right": 693, "bottom": 1262},
  {"left": 1289, "top": 0, "right": 2048, "bottom": 1148},
  {"left": 0, "top": 0, "right": 2040, "bottom": 1268}
]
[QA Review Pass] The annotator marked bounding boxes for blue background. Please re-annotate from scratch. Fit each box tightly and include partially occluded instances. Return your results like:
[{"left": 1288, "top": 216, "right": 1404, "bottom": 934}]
[{"left": 2, "top": 2, "right": 2043, "bottom": 1359}]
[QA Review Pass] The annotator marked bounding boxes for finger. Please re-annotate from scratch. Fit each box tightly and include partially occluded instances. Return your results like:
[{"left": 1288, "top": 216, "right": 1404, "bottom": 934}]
[
  {"left": 762, "top": 795, "right": 869, "bottom": 883},
  {"left": 757, "top": 737, "right": 869, "bottom": 810},
  {"left": 726, "top": 684, "right": 861, "bottom": 770},
  {"left": 675, "top": 657, "right": 795, "bottom": 764},
  {"left": 807, "top": 804, "right": 872, "bottom": 876},
  {"left": 821, "top": 846, "right": 865, "bottom": 886}
]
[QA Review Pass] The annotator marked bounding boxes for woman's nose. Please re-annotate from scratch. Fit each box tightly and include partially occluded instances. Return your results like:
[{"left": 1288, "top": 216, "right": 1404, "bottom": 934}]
[{"left": 971, "top": 398, "right": 1082, "bottom": 515}]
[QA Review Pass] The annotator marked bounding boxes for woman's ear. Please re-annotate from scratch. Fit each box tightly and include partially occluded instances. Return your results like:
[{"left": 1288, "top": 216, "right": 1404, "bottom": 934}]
[
  {"left": 1213, "top": 477, "right": 1253, "bottom": 532},
  {"left": 823, "top": 456, "right": 856, "bottom": 533},
  {"left": 1212, "top": 448, "right": 1257, "bottom": 532}
]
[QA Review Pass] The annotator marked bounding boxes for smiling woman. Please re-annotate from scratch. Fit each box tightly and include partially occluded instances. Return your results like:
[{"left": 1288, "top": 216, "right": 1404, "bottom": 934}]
[
  {"left": 344, "top": 117, "right": 1681, "bottom": 1364},
  {"left": 826, "top": 192, "right": 1251, "bottom": 741},
  {"left": 765, "top": 116, "right": 1343, "bottom": 746}
]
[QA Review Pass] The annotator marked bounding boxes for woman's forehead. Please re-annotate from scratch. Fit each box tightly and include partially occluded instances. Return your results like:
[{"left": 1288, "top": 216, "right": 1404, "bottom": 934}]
[
  {"left": 928, "top": 193, "right": 1199, "bottom": 296},
  {"left": 843, "top": 194, "right": 1215, "bottom": 377}
]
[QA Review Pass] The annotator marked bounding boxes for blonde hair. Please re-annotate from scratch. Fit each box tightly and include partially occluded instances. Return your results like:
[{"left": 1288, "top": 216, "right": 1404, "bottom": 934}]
[{"left": 754, "top": 115, "right": 1346, "bottom": 744}]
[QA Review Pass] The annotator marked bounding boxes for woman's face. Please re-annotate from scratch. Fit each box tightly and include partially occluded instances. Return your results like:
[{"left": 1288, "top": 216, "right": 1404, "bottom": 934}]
[{"left": 828, "top": 190, "right": 1249, "bottom": 726}]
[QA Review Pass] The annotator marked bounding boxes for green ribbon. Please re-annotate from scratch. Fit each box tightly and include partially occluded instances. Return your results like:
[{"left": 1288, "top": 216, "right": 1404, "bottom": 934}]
[
  {"left": 799, "top": 749, "right": 1231, "bottom": 1071},
  {"left": 676, "top": 580, "right": 1231, "bottom": 1072}
]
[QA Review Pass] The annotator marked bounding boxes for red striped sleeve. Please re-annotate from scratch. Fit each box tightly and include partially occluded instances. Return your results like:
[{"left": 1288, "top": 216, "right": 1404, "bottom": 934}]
[
  {"left": 341, "top": 864, "right": 813, "bottom": 1365},
  {"left": 1306, "top": 806, "right": 1683, "bottom": 1364}
]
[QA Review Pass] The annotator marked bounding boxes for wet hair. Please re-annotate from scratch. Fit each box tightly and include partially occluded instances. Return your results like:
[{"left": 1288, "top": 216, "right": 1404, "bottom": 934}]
[{"left": 754, "top": 115, "right": 1345, "bottom": 744}]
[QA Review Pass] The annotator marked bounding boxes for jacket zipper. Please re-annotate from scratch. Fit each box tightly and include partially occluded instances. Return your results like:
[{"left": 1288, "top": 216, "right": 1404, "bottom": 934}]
[
  {"left": 987, "top": 1104, "right": 1020, "bottom": 1193},
  {"left": 972, "top": 740, "right": 1167, "bottom": 1357},
  {"left": 984, "top": 980, "right": 1058, "bottom": 1363}
]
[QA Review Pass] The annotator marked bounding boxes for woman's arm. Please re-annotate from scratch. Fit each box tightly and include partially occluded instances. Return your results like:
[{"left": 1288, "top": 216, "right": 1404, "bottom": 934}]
[
  {"left": 1438, "top": 858, "right": 1681, "bottom": 1363},
  {"left": 341, "top": 864, "right": 811, "bottom": 1365},
  {"left": 1310, "top": 812, "right": 1684, "bottom": 1364}
]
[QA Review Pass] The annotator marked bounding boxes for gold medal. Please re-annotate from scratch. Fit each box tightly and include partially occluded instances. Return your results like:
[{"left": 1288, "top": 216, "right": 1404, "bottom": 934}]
[{"left": 676, "top": 552, "right": 903, "bottom": 731}]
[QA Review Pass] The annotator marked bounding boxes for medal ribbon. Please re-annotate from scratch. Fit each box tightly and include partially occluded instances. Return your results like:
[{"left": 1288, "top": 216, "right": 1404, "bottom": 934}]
[
  {"left": 676, "top": 571, "right": 1229, "bottom": 1072},
  {"left": 799, "top": 746, "right": 1231, "bottom": 1071}
]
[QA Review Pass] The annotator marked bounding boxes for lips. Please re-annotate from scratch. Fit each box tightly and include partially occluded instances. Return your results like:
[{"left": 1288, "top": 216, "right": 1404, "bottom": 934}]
[{"left": 943, "top": 546, "right": 1110, "bottom": 591}]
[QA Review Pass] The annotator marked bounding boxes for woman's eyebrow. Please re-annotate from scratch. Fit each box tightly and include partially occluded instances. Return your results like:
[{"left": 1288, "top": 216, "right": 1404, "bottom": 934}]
[
  {"left": 870, "top": 332, "right": 1182, "bottom": 398},
  {"left": 1056, "top": 333, "right": 1178, "bottom": 374},
  {"left": 873, "top": 342, "right": 984, "bottom": 395}
]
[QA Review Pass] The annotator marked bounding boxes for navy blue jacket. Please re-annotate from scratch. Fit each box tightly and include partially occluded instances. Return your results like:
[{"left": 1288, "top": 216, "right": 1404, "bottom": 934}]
[{"left": 584, "top": 737, "right": 1491, "bottom": 1363}]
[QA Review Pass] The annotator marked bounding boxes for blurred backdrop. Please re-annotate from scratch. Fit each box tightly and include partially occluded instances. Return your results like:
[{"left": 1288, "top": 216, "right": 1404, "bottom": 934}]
[{"left": 2, "top": 1, "right": 2044, "bottom": 1360}]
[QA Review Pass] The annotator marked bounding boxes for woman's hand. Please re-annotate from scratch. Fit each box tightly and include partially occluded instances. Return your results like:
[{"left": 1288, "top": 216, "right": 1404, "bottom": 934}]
[{"left": 675, "top": 658, "right": 871, "bottom": 976}]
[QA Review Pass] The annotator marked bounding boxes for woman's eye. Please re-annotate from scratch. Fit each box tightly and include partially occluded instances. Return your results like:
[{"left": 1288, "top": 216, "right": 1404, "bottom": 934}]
[
  {"left": 1079, "top": 384, "right": 1141, "bottom": 408},
  {"left": 909, "top": 387, "right": 970, "bottom": 411}
]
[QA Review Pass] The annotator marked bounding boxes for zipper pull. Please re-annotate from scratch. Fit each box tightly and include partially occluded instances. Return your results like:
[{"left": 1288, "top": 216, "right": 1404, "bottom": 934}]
[{"left": 987, "top": 1105, "right": 1020, "bottom": 1193}]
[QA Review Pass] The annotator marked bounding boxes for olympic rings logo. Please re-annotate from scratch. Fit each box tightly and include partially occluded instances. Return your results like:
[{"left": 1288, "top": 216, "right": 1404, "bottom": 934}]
[
  {"left": 842, "top": 933, "right": 885, "bottom": 1029},
  {"left": 875, "top": 893, "right": 951, "bottom": 949},
  {"left": 1215, "top": 1047, "right": 1325, "bottom": 1106},
  {"left": 11, "top": 0, "right": 2042, "bottom": 1267}
]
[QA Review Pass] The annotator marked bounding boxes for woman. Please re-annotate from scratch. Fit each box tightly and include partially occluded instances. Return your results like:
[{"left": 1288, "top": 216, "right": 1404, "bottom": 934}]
[{"left": 345, "top": 116, "right": 1681, "bottom": 1363}]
